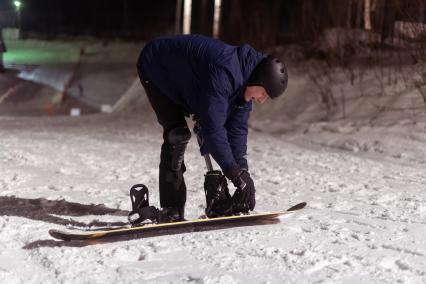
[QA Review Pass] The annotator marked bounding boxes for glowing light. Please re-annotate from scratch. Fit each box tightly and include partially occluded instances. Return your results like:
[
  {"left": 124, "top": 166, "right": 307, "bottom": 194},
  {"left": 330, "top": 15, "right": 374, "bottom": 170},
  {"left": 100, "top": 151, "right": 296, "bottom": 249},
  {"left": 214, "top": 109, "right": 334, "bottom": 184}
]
[{"left": 14, "top": 1, "right": 22, "bottom": 9}]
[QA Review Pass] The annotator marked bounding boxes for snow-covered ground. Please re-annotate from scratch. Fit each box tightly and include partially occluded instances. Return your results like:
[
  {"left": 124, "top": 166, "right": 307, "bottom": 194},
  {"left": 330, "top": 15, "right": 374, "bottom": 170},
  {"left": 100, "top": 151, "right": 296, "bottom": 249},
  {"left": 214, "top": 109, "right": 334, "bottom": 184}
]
[
  {"left": 1, "top": 30, "right": 425, "bottom": 283},
  {"left": 1, "top": 112, "right": 425, "bottom": 283}
]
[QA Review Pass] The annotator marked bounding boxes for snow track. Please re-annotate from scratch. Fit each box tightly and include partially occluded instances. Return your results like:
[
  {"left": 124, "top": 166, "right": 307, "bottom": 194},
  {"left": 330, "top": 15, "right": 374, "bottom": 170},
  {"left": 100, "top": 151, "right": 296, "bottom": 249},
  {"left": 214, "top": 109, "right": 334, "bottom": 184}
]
[{"left": 0, "top": 114, "right": 425, "bottom": 283}]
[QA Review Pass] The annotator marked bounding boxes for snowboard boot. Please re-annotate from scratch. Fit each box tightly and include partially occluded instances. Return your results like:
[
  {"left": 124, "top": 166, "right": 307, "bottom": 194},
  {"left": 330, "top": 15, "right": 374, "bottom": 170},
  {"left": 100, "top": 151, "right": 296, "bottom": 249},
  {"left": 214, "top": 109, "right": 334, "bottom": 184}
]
[
  {"left": 128, "top": 184, "right": 185, "bottom": 225},
  {"left": 204, "top": 170, "right": 233, "bottom": 218},
  {"left": 158, "top": 207, "right": 185, "bottom": 223}
]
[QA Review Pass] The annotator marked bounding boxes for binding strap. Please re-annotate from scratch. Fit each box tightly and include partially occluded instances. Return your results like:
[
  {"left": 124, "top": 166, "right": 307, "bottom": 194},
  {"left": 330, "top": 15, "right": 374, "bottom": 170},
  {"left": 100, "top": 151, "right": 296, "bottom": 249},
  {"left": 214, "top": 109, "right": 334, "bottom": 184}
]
[{"left": 128, "top": 184, "right": 160, "bottom": 225}]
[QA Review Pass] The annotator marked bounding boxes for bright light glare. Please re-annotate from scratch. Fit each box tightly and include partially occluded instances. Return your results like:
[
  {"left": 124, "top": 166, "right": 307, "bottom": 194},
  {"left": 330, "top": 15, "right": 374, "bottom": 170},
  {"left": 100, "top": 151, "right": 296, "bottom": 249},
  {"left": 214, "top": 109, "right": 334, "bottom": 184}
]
[{"left": 14, "top": 1, "right": 22, "bottom": 9}]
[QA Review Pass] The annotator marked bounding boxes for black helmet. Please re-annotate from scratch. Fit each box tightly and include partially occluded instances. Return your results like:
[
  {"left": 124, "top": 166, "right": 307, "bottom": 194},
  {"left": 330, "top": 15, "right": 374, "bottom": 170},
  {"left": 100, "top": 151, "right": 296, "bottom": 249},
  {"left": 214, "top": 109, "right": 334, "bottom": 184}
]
[{"left": 248, "top": 56, "right": 288, "bottom": 99}]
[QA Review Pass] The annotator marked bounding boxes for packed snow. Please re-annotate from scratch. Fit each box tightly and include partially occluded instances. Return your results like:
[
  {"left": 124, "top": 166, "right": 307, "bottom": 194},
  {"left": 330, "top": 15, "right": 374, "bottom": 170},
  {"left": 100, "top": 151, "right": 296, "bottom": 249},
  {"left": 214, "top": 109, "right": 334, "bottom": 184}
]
[{"left": 1, "top": 30, "right": 426, "bottom": 283}]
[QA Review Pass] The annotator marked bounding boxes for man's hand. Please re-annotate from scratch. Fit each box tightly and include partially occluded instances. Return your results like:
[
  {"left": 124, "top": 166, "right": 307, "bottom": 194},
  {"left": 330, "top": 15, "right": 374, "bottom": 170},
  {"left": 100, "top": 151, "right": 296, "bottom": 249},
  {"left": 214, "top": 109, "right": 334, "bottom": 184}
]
[{"left": 230, "top": 170, "right": 256, "bottom": 212}]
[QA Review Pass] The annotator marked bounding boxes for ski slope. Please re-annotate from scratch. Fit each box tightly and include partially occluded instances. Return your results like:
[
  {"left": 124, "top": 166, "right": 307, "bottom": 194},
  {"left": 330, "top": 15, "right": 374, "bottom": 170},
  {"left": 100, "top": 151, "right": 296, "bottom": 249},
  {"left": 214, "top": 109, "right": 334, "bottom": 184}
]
[{"left": 0, "top": 113, "right": 425, "bottom": 283}]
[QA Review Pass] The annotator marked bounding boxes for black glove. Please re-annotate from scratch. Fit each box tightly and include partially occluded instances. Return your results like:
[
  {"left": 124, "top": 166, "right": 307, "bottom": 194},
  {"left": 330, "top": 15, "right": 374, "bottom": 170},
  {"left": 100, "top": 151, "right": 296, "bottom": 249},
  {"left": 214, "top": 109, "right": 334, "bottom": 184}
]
[{"left": 230, "top": 170, "right": 256, "bottom": 212}]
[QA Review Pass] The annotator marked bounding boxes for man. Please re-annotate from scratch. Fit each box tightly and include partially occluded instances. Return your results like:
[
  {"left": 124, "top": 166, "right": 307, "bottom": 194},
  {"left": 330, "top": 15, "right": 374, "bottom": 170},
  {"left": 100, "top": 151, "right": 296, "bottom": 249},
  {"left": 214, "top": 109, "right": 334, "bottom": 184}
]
[{"left": 137, "top": 34, "right": 287, "bottom": 221}]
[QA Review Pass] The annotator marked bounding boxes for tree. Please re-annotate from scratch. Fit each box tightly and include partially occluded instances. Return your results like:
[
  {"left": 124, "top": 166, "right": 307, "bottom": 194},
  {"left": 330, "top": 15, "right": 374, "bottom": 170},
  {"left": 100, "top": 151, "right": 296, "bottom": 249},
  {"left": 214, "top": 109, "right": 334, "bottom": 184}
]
[
  {"left": 0, "top": 27, "right": 6, "bottom": 73},
  {"left": 364, "top": 0, "right": 372, "bottom": 30},
  {"left": 419, "top": 0, "right": 425, "bottom": 23},
  {"left": 219, "top": 0, "right": 280, "bottom": 49}
]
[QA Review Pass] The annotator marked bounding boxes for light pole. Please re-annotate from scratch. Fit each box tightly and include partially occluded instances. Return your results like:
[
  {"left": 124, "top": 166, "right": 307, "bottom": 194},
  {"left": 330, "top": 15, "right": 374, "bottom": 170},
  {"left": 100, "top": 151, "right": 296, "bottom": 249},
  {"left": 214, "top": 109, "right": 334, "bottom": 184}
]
[{"left": 14, "top": 1, "right": 22, "bottom": 39}]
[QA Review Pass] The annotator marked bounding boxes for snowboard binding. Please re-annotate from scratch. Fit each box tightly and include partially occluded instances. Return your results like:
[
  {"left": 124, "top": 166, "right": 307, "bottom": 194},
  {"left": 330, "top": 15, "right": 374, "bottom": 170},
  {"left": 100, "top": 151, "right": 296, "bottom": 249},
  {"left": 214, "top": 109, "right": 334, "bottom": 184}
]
[
  {"left": 128, "top": 184, "right": 160, "bottom": 226},
  {"left": 127, "top": 184, "right": 185, "bottom": 226}
]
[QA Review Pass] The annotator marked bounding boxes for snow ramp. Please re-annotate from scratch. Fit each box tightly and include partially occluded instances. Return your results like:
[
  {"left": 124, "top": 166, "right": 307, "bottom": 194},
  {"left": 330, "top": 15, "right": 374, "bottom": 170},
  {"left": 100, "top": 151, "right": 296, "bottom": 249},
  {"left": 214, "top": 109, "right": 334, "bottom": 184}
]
[
  {"left": 112, "top": 77, "right": 150, "bottom": 113},
  {"left": 0, "top": 71, "right": 96, "bottom": 116}
]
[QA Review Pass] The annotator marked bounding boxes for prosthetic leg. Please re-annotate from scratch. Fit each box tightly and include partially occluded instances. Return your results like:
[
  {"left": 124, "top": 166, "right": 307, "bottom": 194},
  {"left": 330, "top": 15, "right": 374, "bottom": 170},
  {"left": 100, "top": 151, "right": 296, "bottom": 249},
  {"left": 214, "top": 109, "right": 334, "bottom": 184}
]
[{"left": 193, "top": 118, "right": 233, "bottom": 217}]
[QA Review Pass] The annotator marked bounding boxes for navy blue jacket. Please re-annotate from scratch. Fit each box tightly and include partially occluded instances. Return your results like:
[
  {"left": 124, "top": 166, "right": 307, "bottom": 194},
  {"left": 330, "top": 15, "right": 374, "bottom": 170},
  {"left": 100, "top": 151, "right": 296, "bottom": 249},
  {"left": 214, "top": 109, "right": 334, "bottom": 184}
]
[{"left": 139, "top": 35, "right": 265, "bottom": 175}]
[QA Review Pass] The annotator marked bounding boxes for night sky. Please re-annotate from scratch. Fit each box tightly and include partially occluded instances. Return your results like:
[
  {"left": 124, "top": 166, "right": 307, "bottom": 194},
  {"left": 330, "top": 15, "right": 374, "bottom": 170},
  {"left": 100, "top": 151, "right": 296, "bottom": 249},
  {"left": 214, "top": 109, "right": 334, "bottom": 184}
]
[{"left": 2, "top": 0, "right": 177, "bottom": 38}]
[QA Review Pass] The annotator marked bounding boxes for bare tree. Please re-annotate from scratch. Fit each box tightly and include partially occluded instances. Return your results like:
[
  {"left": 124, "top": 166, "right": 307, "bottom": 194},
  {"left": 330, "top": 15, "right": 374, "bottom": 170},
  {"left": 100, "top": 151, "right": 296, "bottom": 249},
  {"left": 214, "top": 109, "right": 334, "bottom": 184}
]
[
  {"left": 347, "top": 0, "right": 353, "bottom": 29},
  {"left": 419, "top": 0, "right": 425, "bottom": 23},
  {"left": 219, "top": 0, "right": 279, "bottom": 49},
  {"left": 356, "top": 0, "right": 363, "bottom": 28},
  {"left": 175, "top": 0, "right": 183, "bottom": 34},
  {"left": 364, "top": 0, "right": 372, "bottom": 30}
]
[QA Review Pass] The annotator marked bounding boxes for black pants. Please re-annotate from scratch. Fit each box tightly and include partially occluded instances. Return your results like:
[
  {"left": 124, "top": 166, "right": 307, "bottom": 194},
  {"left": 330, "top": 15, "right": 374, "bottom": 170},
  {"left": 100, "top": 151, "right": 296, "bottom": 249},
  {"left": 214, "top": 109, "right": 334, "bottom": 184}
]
[{"left": 138, "top": 69, "right": 189, "bottom": 211}]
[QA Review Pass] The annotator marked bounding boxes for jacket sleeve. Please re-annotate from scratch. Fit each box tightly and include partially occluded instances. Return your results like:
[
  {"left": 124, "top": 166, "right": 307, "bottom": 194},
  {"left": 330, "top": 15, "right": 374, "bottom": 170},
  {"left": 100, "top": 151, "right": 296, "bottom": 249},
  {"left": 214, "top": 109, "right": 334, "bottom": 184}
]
[
  {"left": 225, "top": 101, "right": 251, "bottom": 170},
  {"left": 198, "top": 66, "right": 240, "bottom": 176}
]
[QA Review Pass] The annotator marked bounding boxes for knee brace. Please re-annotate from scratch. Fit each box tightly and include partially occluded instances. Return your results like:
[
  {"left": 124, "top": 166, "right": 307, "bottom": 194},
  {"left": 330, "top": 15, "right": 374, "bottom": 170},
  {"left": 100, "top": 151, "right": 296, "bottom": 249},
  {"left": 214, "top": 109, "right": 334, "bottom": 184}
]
[{"left": 162, "top": 125, "right": 191, "bottom": 172}]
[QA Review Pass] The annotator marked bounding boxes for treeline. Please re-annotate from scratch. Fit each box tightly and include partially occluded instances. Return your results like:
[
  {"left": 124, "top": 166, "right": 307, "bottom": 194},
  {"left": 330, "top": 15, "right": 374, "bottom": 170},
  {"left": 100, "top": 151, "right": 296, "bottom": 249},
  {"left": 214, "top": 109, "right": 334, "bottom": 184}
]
[
  {"left": 0, "top": 0, "right": 425, "bottom": 47},
  {"left": 223, "top": 0, "right": 426, "bottom": 47}
]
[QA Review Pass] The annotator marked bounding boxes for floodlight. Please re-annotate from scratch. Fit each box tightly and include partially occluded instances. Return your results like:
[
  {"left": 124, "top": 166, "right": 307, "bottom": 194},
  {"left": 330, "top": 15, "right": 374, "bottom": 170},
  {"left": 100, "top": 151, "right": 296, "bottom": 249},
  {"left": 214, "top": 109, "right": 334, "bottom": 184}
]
[{"left": 14, "top": 1, "right": 22, "bottom": 9}]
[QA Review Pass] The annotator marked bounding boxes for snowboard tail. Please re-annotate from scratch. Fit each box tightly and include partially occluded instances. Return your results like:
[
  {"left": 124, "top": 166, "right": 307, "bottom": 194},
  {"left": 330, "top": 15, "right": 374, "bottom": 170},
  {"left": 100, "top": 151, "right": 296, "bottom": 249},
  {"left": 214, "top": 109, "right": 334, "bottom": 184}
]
[{"left": 49, "top": 202, "right": 307, "bottom": 242}]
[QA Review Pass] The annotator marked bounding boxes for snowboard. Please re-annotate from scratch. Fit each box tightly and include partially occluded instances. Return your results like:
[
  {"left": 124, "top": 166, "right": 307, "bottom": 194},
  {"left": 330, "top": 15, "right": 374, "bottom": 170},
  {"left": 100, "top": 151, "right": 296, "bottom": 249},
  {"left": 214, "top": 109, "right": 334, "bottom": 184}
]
[{"left": 49, "top": 202, "right": 307, "bottom": 242}]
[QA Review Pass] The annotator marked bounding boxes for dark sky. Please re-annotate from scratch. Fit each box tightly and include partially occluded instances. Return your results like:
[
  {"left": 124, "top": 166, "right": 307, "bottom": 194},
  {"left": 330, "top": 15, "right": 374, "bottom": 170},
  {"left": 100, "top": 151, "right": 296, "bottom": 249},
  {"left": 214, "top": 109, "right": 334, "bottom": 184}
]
[{"left": 2, "top": 0, "right": 177, "bottom": 38}]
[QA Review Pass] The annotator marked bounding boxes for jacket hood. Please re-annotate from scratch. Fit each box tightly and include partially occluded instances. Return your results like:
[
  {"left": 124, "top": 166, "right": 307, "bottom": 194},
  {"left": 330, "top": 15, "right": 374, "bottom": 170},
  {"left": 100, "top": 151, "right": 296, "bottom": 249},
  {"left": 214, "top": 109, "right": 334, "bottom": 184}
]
[{"left": 237, "top": 44, "right": 266, "bottom": 83}]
